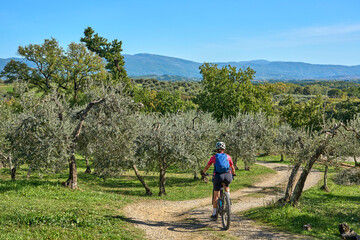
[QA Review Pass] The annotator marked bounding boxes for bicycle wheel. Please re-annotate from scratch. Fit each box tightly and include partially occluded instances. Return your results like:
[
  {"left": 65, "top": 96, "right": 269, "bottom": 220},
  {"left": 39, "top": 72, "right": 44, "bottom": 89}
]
[
  {"left": 217, "top": 190, "right": 223, "bottom": 217},
  {"left": 221, "top": 192, "right": 231, "bottom": 230}
]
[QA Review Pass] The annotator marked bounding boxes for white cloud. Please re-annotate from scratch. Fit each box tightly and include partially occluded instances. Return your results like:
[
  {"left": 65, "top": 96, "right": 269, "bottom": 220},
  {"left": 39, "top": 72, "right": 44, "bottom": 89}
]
[{"left": 286, "top": 23, "right": 360, "bottom": 38}]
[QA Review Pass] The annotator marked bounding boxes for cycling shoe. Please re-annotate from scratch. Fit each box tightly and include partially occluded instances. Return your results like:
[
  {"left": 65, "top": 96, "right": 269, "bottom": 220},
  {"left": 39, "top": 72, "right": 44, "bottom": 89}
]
[{"left": 210, "top": 214, "right": 218, "bottom": 221}]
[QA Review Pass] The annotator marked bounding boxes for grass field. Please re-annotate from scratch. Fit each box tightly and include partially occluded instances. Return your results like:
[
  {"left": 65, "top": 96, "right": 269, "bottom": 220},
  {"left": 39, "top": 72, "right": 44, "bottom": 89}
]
[
  {"left": 246, "top": 155, "right": 360, "bottom": 240},
  {"left": 0, "top": 157, "right": 275, "bottom": 239},
  {"left": 0, "top": 83, "right": 14, "bottom": 94}
]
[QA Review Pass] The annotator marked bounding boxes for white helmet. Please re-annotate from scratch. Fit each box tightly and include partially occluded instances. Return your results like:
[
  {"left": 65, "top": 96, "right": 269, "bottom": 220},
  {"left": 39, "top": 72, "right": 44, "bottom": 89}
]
[{"left": 215, "top": 142, "right": 226, "bottom": 150}]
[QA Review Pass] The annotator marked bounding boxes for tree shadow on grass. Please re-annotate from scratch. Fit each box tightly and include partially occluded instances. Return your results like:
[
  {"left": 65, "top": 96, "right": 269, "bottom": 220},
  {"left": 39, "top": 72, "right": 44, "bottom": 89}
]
[
  {"left": 99, "top": 175, "right": 202, "bottom": 197},
  {"left": 0, "top": 179, "right": 61, "bottom": 193},
  {"left": 105, "top": 215, "right": 209, "bottom": 233}
]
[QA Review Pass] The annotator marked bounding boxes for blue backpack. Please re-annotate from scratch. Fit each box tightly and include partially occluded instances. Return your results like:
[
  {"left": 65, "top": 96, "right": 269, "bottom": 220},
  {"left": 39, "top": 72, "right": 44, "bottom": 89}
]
[{"left": 214, "top": 153, "right": 230, "bottom": 173}]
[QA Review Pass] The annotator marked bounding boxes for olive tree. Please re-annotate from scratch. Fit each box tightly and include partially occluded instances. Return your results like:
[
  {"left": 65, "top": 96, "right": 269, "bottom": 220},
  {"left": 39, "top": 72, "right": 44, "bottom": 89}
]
[
  {"left": 0, "top": 98, "right": 17, "bottom": 178},
  {"left": 9, "top": 92, "right": 72, "bottom": 179},
  {"left": 280, "top": 122, "right": 343, "bottom": 205},
  {"left": 223, "top": 113, "right": 270, "bottom": 170},
  {"left": 135, "top": 113, "right": 191, "bottom": 196},
  {"left": 272, "top": 123, "right": 296, "bottom": 162},
  {"left": 1, "top": 83, "right": 72, "bottom": 180},
  {"left": 180, "top": 111, "right": 218, "bottom": 179},
  {"left": 341, "top": 114, "right": 360, "bottom": 167}
]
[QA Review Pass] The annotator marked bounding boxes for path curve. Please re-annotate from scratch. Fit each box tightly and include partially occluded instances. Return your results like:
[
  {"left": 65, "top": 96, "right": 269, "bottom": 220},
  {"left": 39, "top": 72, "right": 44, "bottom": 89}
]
[{"left": 124, "top": 162, "right": 321, "bottom": 240}]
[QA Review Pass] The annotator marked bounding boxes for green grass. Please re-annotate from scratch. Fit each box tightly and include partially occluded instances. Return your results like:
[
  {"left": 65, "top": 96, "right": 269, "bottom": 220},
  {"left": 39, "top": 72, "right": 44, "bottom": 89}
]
[
  {"left": 0, "top": 157, "right": 275, "bottom": 239},
  {"left": 0, "top": 83, "right": 14, "bottom": 94},
  {"left": 244, "top": 160, "right": 360, "bottom": 240},
  {"left": 256, "top": 154, "right": 292, "bottom": 165}
]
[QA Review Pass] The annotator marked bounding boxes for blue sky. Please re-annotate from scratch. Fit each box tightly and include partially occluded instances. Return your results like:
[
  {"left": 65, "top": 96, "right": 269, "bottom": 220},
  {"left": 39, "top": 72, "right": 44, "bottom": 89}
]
[{"left": 1, "top": 0, "right": 360, "bottom": 65}]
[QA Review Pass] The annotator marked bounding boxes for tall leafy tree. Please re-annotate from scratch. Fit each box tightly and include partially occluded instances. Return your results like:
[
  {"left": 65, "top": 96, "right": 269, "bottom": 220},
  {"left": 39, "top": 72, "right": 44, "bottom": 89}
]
[
  {"left": 80, "top": 27, "right": 131, "bottom": 87},
  {"left": 17, "top": 38, "right": 66, "bottom": 94},
  {"left": 196, "top": 63, "right": 273, "bottom": 121},
  {"left": 11, "top": 38, "right": 106, "bottom": 102},
  {"left": 0, "top": 60, "right": 31, "bottom": 83},
  {"left": 280, "top": 95, "right": 325, "bottom": 130},
  {"left": 64, "top": 42, "right": 106, "bottom": 102}
]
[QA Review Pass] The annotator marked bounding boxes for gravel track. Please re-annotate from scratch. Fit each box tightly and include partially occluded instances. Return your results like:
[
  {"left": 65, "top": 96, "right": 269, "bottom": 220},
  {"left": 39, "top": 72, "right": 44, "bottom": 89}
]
[{"left": 124, "top": 162, "right": 321, "bottom": 240}]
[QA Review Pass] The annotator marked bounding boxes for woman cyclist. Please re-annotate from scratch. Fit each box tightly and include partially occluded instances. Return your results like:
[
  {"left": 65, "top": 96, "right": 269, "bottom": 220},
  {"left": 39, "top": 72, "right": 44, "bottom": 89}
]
[{"left": 202, "top": 142, "right": 236, "bottom": 221}]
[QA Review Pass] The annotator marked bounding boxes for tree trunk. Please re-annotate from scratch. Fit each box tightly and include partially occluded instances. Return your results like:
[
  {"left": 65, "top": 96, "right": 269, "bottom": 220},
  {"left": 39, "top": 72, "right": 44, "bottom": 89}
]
[
  {"left": 280, "top": 153, "right": 284, "bottom": 162},
  {"left": 320, "top": 164, "right": 330, "bottom": 192},
  {"left": 234, "top": 152, "right": 239, "bottom": 170},
  {"left": 354, "top": 156, "right": 359, "bottom": 167},
  {"left": 290, "top": 144, "right": 325, "bottom": 205},
  {"left": 26, "top": 160, "right": 35, "bottom": 180},
  {"left": 8, "top": 155, "right": 13, "bottom": 170},
  {"left": 63, "top": 154, "right": 78, "bottom": 189},
  {"left": 132, "top": 164, "right": 152, "bottom": 196},
  {"left": 244, "top": 160, "right": 250, "bottom": 171},
  {"left": 158, "top": 158, "right": 167, "bottom": 196},
  {"left": 11, "top": 167, "right": 16, "bottom": 181},
  {"left": 8, "top": 156, "right": 16, "bottom": 180},
  {"left": 281, "top": 162, "right": 301, "bottom": 203},
  {"left": 84, "top": 155, "right": 91, "bottom": 174},
  {"left": 193, "top": 170, "right": 198, "bottom": 180}
]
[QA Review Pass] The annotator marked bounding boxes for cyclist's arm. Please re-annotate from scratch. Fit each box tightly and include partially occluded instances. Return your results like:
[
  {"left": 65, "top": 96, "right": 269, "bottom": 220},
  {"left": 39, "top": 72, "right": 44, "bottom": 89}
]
[
  {"left": 227, "top": 155, "right": 236, "bottom": 175},
  {"left": 202, "top": 164, "right": 211, "bottom": 173},
  {"left": 202, "top": 155, "right": 215, "bottom": 173},
  {"left": 231, "top": 165, "right": 236, "bottom": 176}
]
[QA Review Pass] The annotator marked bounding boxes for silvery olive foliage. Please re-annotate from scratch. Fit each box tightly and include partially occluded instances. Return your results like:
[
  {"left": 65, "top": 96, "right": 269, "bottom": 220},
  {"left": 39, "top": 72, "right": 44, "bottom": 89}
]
[
  {"left": 181, "top": 111, "right": 218, "bottom": 178},
  {"left": 222, "top": 113, "right": 271, "bottom": 170},
  {"left": 270, "top": 123, "right": 295, "bottom": 160},
  {"left": 334, "top": 169, "right": 360, "bottom": 185},
  {"left": 84, "top": 88, "right": 138, "bottom": 179},
  {"left": 135, "top": 112, "right": 193, "bottom": 195},
  {"left": 7, "top": 83, "right": 73, "bottom": 175},
  {"left": 0, "top": 98, "right": 16, "bottom": 168},
  {"left": 338, "top": 114, "right": 360, "bottom": 166}
]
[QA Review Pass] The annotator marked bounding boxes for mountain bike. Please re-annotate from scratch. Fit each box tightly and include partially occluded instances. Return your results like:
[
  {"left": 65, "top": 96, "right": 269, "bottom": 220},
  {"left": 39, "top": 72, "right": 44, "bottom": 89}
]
[{"left": 201, "top": 172, "right": 235, "bottom": 230}]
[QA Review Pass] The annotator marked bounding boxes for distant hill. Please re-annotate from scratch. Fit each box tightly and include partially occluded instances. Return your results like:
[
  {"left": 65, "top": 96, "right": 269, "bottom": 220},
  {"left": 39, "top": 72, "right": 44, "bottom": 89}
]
[{"left": 2, "top": 54, "right": 360, "bottom": 81}]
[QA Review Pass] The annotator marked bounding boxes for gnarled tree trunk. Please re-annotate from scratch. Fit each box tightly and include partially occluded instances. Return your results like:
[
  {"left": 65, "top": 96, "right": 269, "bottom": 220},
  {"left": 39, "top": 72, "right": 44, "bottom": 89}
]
[
  {"left": 320, "top": 164, "right": 330, "bottom": 192},
  {"left": 158, "top": 157, "right": 167, "bottom": 196},
  {"left": 84, "top": 155, "right": 91, "bottom": 174},
  {"left": 63, "top": 154, "right": 78, "bottom": 189},
  {"left": 132, "top": 164, "right": 152, "bottom": 196},
  {"left": 281, "top": 162, "right": 301, "bottom": 203},
  {"left": 290, "top": 144, "right": 325, "bottom": 205},
  {"left": 354, "top": 156, "right": 359, "bottom": 167},
  {"left": 280, "top": 153, "right": 284, "bottom": 162}
]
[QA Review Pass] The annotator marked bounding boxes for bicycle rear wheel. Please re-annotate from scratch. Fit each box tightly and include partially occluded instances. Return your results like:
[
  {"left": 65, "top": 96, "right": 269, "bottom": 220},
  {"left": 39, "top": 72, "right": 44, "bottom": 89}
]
[{"left": 221, "top": 192, "right": 231, "bottom": 230}]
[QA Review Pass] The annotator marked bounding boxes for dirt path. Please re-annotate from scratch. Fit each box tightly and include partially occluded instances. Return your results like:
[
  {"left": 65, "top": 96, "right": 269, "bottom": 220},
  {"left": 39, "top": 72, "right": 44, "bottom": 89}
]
[{"left": 124, "top": 162, "right": 321, "bottom": 240}]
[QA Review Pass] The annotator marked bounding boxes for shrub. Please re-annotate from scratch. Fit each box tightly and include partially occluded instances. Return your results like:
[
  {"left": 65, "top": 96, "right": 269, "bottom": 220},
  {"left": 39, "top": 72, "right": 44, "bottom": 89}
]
[{"left": 333, "top": 169, "right": 360, "bottom": 185}]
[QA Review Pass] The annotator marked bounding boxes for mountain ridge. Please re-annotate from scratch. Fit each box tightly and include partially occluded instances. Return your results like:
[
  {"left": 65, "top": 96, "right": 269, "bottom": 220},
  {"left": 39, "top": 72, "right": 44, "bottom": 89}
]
[{"left": 1, "top": 54, "right": 360, "bottom": 81}]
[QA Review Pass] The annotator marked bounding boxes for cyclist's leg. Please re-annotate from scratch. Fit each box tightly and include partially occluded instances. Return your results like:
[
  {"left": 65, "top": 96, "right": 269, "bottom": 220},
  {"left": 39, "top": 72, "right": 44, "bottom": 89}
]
[
  {"left": 213, "top": 190, "right": 220, "bottom": 208},
  {"left": 212, "top": 174, "right": 222, "bottom": 218},
  {"left": 223, "top": 172, "right": 233, "bottom": 193}
]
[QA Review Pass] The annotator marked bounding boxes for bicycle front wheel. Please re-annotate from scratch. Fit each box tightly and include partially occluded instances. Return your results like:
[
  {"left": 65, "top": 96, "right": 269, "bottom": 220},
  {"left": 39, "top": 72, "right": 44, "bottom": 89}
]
[{"left": 221, "top": 192, "right": 231, "bottom": 230}]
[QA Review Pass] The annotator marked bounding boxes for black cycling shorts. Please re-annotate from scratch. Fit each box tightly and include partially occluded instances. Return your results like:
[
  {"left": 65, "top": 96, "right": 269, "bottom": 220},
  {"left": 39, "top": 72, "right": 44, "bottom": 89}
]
[{"left": 212, "top": 172, "right": 232, "bottom": 191}]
